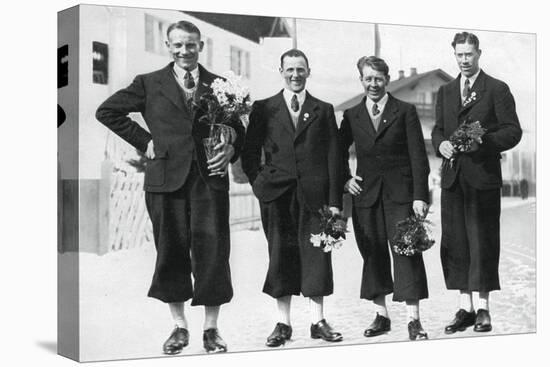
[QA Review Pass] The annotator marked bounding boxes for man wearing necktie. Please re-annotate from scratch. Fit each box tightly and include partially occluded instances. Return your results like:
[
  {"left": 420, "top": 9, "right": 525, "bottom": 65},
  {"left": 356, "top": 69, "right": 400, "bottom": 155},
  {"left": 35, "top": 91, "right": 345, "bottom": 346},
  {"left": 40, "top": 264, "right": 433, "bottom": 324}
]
[
  {"left": 96, "top": 20, "right": 245, "bottom": 354},
  {"left": 432, "top": 32, "right": 522, "bottom": 334},
  {"left": 339, "top": 56, "right": 431, "bottom": 341},
  {"left": 242, "top": 49, "right": 344, "bottom": 347}
]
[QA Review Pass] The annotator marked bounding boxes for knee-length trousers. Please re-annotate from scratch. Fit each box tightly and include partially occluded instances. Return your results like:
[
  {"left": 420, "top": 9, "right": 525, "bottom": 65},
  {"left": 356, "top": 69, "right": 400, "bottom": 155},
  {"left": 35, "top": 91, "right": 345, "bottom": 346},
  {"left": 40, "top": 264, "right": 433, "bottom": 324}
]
[
  {"left": 352, "top": 197, "right": 429, "bottom": 302},
  {"left": 440, "top": 171, "right": 501, "bottom": 292},
  {"left": 145, "top": 163, "right": 233, "bottom": 306},
  {"left": 260, "top": 187, "right": 334, "bottom": 298}
]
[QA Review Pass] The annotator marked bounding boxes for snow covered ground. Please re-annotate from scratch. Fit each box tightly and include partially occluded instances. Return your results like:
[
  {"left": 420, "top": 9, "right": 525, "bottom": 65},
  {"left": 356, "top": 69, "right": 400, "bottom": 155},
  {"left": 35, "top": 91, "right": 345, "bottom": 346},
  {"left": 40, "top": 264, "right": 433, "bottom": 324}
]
[{"left": 72, "top": 197, "right": 536, "bottom": 361}]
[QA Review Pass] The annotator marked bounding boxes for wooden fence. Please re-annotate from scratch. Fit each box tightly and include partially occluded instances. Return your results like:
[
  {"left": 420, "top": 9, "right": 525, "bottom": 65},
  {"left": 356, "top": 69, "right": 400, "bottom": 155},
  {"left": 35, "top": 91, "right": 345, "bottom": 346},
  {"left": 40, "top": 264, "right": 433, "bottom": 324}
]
[{"left": 107, "top": 167, "right": 261, "bottom": 252}]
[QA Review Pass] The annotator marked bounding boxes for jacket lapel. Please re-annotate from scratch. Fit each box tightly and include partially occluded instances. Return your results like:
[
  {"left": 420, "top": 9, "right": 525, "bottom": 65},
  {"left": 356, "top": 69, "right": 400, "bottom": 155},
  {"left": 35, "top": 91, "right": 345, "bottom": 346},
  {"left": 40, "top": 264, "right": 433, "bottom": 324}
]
[
  {"left": 295, "top": 92, "right": 319, "bottom": 140},
  {"left": 374, "top": 94, "right": 399, "bottom": 139},
  {"left": 353, "top": 97, "right": 376, "bottom": 139},
  {"left": 458, "top": 70, "right": 486, "bottom": 119},
  {"left": 273, "top": 91, "right": 296, "bottom": 138},
  {"left": 447, "top": 75, "right": 461, "bottom": 125},
  {"left": 158, "top": 63, "right": 190, "bottom": 117}
]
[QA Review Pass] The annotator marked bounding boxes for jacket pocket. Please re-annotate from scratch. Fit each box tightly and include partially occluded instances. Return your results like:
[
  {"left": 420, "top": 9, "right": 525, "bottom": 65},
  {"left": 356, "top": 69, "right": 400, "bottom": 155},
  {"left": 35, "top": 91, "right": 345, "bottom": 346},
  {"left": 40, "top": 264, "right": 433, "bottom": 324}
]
[{"left": 144, "top": 147, "right": 168, "bottom": 187}]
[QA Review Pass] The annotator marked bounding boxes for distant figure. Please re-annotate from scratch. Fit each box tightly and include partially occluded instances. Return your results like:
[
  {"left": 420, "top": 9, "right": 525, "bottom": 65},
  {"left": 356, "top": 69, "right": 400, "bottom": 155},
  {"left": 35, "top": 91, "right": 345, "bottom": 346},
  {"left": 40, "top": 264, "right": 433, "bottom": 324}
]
[
  {"left": 339, "top": 56, "right": 431, "bottom": 341},
  {"left": 520, "top": 179, "right": 529, "bottom": 199},
  {"left": 432, "top": 32, "right": 522, "bottom": 335},
  {"left": 242, "top": 49, "right": 344, "bottom": 347},
  {"left": 96, "top": 20, "right": 245, "bottom": 354}
]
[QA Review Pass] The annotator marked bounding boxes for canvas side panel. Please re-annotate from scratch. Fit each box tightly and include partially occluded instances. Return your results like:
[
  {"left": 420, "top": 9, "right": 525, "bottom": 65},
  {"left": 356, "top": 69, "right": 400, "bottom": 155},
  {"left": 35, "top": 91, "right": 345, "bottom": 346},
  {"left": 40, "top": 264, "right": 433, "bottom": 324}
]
[{"left": 57, "top": 4, "right": 80, "bottom": 362}]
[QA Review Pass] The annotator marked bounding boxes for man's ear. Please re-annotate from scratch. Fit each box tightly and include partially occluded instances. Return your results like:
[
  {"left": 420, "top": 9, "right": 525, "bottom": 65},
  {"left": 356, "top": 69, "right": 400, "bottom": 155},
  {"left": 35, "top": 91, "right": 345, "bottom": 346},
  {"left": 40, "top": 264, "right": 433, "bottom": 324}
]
[
  {"left": 198, "top": 40, "right": 205, "bottom": 52},
  {"left": 165, "top": 40, "right": 170, "bottom": 50}
]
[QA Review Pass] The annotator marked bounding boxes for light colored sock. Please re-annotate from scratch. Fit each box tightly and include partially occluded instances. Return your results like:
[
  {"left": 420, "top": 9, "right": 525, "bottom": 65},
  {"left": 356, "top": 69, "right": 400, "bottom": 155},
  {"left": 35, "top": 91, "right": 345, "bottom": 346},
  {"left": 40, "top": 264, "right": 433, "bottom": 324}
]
[
  {"left": 478, "top": 291, "right": 490, "bottom": 310},
  {"left": 169, "top": 302, "right": 188, "bottom": 328},
  {"left": 204, "top": 305, "right": 220, "bottom": 330},
  {"left": 406, "top": 300, "right": 420, "bottom": 321},
  {"left": 460, "top": 290, "right": 474, "bottom": 312},
  {"left": 373, "top": 295, "right": 388, "bottom": 318},
  {"left": 277, "top": 295, "right": 292, "bottom": 325},
  {"left": 309, "top": 296, "right": 324, "bottom": 324}
]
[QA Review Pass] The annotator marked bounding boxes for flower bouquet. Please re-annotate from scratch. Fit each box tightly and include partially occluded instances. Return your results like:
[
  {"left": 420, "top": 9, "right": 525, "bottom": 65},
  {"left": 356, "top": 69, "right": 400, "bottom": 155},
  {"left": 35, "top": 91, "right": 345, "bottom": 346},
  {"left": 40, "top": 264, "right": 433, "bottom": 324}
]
[
  {"left": 391, "top": 215, "right": 434, "bottom": 256},
  {"left": 193, "top": 71, "right": 252, "bottom": 160},
  {"left": 444, "top": 118, "right": 486, "bottom": 168},
  {"left": 310, "top": 206, "right": 348, "bottom": 253}
]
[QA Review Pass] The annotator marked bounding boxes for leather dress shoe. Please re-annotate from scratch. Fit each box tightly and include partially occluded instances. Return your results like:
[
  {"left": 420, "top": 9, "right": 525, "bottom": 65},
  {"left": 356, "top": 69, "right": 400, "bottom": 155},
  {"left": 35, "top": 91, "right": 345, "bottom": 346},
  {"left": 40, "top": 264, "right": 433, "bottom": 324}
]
[
  {"left": 266, "top": 322, "right": 292, "bottom": 347},
  {"left": 473, "top": 309, "right": 492, "bottom": 332},
  {"left": 408, "top": 319, "right": 428, "bottom": 341},
  {"left": 163, "top": 327, "right": 189, "bottom": 355},
  {"left": 310, "top": 319, "right": 343, "bottom": 342},
  {"left": 203, "top": 328, "right": 227, "bottom": 353},
  {"left": 364, "top": 313, "right": 391, "bottom": 337},
  {"left": 444, "top": 309, "right": 476, "bottom": 334}
]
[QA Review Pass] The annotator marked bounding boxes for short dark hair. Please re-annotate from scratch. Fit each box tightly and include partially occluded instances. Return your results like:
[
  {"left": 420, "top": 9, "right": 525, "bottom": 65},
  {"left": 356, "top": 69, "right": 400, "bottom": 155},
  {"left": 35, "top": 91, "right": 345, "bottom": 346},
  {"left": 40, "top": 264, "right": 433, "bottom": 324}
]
[
  {"left": 280, "top": 49, "right": 309, "bottom": 68},
  {"left": 452, "top": 32, "right": 480, "bottom": 50},
  {"left": 356, "top": 56, "right": 389, "bottom": 77},
  {"left": 166, "top": 20, "right": 201, "bottom": 39}
]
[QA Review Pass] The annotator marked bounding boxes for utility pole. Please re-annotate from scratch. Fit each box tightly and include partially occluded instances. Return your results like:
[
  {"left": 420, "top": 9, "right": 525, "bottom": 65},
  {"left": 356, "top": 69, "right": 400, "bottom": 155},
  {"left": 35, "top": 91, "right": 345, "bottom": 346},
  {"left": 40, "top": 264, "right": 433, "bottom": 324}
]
[
  {"left": 374, "top": 23, "right": 380, "bottom": 57},
  {"left": 292, "top": 18, "right": 297, "bottom": 49}
]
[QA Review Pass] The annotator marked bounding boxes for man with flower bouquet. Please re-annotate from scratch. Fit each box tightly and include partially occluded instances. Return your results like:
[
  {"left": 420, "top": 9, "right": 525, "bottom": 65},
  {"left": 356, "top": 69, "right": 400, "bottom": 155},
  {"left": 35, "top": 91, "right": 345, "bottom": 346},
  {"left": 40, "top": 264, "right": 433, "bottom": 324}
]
[
  {"left": 431, "top": 32, "right": 522, "bottom": 334},
  {"left": 96, "top": 21, "right": 245, "bottom": 354},
  {"left": 339, "top": 56, "right": 431, "bottom": 341},
  {"left": 242, "top": 49, "right": 344, "bottom": 347}
]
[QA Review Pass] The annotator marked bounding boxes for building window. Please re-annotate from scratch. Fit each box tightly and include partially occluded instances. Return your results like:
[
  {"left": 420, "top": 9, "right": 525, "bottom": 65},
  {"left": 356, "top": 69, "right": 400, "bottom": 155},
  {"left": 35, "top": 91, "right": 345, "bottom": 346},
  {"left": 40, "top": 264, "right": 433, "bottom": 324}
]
[
  {"left": 92, "top": 42, "right": 108, "bottom": 85},
  {"left": 58, "top": 45, "right": 68, "bottom": 88},
  {"left": 230, "top": 46, "right": 250, "bottom": 78},
  {"left": 145, "top": 14, "right": 168, "bottom": 55}
]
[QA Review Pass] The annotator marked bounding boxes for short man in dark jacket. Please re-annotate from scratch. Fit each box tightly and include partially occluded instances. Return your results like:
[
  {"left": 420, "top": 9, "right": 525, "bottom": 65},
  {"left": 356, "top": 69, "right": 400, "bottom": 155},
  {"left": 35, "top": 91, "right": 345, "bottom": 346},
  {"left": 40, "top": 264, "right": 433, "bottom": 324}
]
[{"left": 339, "top": 56, "right": 431, "bottom": 341}]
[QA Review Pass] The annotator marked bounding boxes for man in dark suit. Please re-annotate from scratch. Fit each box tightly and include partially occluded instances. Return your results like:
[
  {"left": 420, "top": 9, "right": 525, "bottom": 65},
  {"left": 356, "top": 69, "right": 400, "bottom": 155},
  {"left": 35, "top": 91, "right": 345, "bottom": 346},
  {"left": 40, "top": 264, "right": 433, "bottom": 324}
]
[
  {"left": 432, "top": 32, "right": 522, "bottom": 334},
  {"left": 96, "top": 20, "right": 244, "bottom": 354},
  {"left": 242, "top": 49, "right": 344, "bottom": 347},
  {"left": 339, "top": 56, "right": 431, "bottom": 341}
]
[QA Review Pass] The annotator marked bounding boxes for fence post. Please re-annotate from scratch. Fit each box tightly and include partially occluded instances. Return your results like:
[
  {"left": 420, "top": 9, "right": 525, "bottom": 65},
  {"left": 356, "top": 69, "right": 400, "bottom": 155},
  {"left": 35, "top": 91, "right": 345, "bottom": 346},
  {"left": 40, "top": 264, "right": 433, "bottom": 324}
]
[{"left": 98, "top": 158, "right": 113, "bottom": 255}]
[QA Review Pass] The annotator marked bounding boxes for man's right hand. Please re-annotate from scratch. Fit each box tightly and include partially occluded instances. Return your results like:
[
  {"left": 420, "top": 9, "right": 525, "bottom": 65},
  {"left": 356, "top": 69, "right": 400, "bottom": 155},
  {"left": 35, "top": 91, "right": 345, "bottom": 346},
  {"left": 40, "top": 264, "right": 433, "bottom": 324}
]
[
  {"left": 145, "top": 140, "right": 155, "bottom": 159},
  {"left": 438, "top": 140, "right": 456, "bottom": 159},
  {"left": 344, "top": 176, "right": 363, "bottom": 196}
]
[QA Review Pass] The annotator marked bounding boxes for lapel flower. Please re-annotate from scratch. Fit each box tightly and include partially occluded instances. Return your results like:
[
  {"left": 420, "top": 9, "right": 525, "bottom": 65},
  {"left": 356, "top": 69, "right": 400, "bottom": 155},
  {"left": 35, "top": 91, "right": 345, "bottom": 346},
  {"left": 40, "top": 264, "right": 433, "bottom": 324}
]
[
  {"left": 303, "top": 112, "right": 310, "bottom": 121},
  {"left": 463, "top": 91, "right": 477, "bottom": 106}
]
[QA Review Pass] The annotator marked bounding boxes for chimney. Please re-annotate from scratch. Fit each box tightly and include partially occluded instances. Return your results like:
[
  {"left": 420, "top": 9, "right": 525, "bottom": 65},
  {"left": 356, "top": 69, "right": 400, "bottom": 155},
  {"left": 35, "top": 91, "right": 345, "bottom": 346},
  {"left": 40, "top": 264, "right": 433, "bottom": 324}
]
[
  {"left": 398, "top": 70, "right": 405, "bottom": 79},
  {"left": 410, "top": 67, "right": 417, "bottom": 76}
]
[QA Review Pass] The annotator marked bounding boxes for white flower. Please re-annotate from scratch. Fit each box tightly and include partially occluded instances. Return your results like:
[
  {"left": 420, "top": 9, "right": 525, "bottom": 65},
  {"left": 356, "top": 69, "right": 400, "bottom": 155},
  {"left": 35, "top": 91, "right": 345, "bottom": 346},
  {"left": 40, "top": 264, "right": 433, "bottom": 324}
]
[
  {"left": 310, "top": 233, "right": 323, "bottom": 247},
  {"left": 304, "top": 113, "right": 310, "bottom": 120}
]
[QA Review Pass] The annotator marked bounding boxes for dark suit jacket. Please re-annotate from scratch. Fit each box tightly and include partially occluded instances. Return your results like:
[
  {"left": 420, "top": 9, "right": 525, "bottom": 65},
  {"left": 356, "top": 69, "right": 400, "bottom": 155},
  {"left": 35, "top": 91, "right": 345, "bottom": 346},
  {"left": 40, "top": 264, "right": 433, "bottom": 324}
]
[
  {"left": 241, "top": 90, "right": 343, "bottom": 211},
  {"left": 431, "top": 70, "right": 522, "bottom": 189},
  {"left": 96, "top": 63, "right": 245, "bottom": 193},
  {"left": 339, "top": 94, "right": 430, "bottom": 207}
]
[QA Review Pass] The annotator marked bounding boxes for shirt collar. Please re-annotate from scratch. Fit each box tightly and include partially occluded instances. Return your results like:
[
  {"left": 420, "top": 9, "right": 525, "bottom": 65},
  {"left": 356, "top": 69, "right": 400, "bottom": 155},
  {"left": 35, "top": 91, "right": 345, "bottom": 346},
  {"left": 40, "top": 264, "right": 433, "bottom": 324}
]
[
  {"left": 173, "top": 63, "right": 200, "bottom": 84},
  {"left": 283, "top": 88, "right": 307, "bottom": 106},
  {"left": 365, "top": 93, "right": 389, "bottom": 114}
]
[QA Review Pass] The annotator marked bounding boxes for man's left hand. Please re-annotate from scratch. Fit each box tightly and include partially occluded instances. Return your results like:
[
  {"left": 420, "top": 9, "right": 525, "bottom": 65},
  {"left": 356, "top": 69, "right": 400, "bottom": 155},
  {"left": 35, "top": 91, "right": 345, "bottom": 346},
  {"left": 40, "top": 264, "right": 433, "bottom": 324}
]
[
  {"left": 207, "top": 136, "right": 235, "bottom": 177},
  {"left": 412, "top": 200, "right": 429, "bottom": 218}
]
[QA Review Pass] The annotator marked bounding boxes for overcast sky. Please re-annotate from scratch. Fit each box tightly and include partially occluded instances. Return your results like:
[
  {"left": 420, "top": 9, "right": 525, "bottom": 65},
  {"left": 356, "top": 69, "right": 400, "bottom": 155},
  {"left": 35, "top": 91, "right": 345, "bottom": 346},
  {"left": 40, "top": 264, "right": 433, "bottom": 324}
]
[{"left": 287, "top": 18, "right": 535, "bottom": 149}]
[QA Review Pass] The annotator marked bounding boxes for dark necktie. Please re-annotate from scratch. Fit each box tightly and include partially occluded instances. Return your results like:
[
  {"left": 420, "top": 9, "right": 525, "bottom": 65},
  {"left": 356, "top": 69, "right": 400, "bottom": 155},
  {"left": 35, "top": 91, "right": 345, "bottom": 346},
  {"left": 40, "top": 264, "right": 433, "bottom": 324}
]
[
  {"left": 291, "top": 94, "right": 299, "bottom": 112},
  {"left": 372, "top": 103, "right": 380, "bottom": 116},
  {"left": 184, "top": 70, "right": 195, "bottom": 89},
  {"left": 462, "top": 78, "right": 470, "bottom": 101}
]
